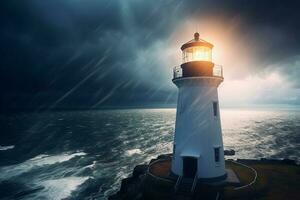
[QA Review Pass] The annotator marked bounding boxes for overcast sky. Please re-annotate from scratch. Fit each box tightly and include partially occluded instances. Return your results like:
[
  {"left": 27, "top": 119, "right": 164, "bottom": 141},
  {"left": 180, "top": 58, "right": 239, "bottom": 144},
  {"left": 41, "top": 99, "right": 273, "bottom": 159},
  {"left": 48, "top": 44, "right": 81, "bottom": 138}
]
[{"left": 1, "top": 0, "right": 300, "bottom": 111}]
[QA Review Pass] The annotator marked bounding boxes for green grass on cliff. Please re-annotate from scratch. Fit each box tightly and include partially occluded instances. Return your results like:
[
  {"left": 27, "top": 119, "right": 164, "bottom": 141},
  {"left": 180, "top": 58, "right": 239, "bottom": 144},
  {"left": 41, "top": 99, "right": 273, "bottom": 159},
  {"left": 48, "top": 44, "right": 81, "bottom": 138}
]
[{"left": 224, "top": 161, "right": 300, "bottom": 200}]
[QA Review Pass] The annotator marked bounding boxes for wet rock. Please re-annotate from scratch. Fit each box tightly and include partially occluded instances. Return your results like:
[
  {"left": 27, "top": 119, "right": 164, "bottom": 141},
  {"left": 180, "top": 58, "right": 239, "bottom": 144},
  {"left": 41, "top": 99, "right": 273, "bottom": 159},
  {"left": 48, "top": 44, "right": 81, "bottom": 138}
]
[
  {"left": 224, "top": 149, "right": 235, "bottom": 156},
  {"left": 132, "top": 164, "right": 148, "bottom": 178},
  {"left": 157, "top": 154, "right": 172, "bottom": 160}
]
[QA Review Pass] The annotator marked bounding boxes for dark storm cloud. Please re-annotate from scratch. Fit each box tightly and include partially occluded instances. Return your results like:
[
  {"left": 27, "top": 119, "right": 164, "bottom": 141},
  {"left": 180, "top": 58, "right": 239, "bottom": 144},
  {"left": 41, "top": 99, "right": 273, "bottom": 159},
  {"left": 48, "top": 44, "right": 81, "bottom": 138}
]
[
  {"left": 1, "top": 0, "right": 300, "bottom": 111},
  {"left": 183, "top": 0, "right": 300, "bottom": 69},
  {"left": 232, "top": 0, "right": 300, "bottom": 66}
]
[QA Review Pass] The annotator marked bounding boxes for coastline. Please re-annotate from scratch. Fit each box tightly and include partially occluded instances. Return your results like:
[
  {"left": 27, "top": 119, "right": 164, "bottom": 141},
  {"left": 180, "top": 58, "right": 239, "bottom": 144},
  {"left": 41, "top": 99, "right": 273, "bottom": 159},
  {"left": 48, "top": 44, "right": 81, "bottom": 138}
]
[{"left": 109, "top": 154, "right": 299, "bottom": 200}]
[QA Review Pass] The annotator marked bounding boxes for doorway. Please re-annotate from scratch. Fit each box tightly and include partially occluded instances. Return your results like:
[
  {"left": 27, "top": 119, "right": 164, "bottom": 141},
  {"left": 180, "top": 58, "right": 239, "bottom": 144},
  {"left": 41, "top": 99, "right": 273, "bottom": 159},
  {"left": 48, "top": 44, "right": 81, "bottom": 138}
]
[{"left": 183, "top": 157, "right": 197, "bottom": 178}]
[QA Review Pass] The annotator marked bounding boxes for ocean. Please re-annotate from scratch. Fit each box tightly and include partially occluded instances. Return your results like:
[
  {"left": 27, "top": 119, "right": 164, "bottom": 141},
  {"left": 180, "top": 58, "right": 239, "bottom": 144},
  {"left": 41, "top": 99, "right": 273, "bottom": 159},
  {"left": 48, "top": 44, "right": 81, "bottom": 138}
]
[{"left": 0, "top": 108, "right": 299, "bottom": 199}]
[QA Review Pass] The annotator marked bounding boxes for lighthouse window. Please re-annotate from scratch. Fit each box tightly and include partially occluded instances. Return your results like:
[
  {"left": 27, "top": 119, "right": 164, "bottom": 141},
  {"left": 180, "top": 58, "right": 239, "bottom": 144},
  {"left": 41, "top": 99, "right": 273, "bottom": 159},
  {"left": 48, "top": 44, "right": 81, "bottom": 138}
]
[
  {"left": 182, "top": 46, "right": 212, "bottom": 63},
  {"left": 214, "top": 147, "right": 220, "bottom": 163},
  {"left": 213, "top": 101, "right": 218, "bottom": 117},
  {"left": 173, "top": 144, "right": 176, "bottom": 155}
]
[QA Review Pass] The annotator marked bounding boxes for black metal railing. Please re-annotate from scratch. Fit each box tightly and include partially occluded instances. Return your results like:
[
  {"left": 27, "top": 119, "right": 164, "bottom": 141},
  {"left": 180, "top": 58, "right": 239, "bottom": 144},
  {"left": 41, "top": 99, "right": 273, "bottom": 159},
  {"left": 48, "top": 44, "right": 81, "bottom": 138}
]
[{"left": 213, "top": 64, "right": 223, "bottom": 77}]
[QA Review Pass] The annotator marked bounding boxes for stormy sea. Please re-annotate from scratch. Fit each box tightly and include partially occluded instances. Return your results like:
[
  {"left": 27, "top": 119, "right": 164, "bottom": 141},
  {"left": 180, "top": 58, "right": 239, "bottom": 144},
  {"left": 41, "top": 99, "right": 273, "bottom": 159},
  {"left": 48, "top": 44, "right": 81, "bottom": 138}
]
[{"left": 0, "top": 108, "right": 299, "bottom": 200}]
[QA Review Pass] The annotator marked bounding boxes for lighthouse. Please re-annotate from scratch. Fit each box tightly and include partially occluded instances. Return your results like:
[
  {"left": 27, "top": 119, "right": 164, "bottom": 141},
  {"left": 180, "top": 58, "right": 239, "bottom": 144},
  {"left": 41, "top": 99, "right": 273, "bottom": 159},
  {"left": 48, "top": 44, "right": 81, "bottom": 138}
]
[{"left": 171, "top": 32, "right": 226, "bottom": 182}]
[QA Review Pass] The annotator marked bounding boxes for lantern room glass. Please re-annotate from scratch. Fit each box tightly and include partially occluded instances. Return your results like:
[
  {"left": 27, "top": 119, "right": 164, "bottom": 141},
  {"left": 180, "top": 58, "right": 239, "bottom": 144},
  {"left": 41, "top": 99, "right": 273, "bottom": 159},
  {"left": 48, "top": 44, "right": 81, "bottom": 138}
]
[{"left": 182, "top": 46, "right": 212, "bottom": 63}]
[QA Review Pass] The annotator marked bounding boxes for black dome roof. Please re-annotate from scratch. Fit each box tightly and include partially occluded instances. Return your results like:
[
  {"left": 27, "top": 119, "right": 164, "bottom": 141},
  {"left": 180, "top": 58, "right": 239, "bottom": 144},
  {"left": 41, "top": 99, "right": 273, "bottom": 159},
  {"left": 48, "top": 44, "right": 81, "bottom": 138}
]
[{"left": 181, "top": 33, "right": 213, "bottom": 50}]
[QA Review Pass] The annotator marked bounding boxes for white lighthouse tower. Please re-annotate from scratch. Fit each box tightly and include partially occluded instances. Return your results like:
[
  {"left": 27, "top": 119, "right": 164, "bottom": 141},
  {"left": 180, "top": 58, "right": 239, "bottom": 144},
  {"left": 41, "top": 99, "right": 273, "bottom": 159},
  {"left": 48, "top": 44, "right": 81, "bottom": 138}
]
[{"left": 171, "top": 33, "right": 226, "bottom": 182}]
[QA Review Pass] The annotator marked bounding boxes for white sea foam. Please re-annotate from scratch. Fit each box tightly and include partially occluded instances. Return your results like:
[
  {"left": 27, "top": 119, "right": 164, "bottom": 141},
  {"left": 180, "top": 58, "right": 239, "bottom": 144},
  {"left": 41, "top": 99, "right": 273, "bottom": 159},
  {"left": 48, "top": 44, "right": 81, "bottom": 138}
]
[
  {"left": 30, "top": 176, "right": 89, "bottom": 200},
  {"left": 82, "top": 161, "right": 97, "bottom": 170},
  {"left": 0, "top": 145, "right": 15, "bottom": 151},
  {"left": 29, "top": 152, "right": 86, "bottom": 166},
  {"left": 0, "top": 152, "right": 86, "bottom": 180},
  {"left": 125, "top": 148, "right": 142, "bottom": 156}
]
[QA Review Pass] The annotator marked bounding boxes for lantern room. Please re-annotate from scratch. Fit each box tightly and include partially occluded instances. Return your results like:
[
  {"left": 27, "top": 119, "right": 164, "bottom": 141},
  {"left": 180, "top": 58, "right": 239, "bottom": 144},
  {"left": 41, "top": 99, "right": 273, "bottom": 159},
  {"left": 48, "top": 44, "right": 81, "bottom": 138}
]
[
  {"left": 173, "top": 33, "right": 223, "bottom": 79},
  {"left": 181, "top": 32, "right": 213, "bottom": 64}
]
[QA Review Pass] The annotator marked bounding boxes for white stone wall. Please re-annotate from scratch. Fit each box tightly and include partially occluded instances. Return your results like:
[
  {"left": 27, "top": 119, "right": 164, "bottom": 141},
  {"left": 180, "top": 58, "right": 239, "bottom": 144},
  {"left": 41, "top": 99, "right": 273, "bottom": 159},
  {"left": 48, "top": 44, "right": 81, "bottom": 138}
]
[{"left": 171, "top": 77, "right": 226, "bottom": 179}]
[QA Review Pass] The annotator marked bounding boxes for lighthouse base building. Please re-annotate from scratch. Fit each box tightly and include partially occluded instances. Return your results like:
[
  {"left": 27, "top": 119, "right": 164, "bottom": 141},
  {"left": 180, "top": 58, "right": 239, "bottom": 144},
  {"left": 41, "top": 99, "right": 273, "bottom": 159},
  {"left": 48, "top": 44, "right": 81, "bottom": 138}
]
[{"left": 171, "top": 77, "right": 226, "bottom": 181}]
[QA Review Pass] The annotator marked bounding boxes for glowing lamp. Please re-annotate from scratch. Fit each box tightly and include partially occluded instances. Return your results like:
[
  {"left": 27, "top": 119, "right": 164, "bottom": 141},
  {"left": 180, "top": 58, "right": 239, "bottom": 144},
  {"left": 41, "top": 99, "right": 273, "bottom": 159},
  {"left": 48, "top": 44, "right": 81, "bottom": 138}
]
[
  {"left": 181, "top": 32, "right": 213, "bottom": 63},
  {"left": 174, "top": 32, "right": 221, "bottom": 78}
]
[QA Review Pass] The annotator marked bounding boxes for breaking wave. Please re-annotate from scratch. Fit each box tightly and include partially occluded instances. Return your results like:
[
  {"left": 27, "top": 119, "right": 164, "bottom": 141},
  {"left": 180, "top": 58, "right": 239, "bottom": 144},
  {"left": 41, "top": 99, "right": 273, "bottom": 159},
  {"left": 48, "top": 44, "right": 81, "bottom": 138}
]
[
  {"left": 0, "top": 145, "right": 15, "bottom": 151},
  {"left": 125, "top": 148, "right": 142, "bottom": 156},
  {"left": 34, "top": 177, "right": 90, "bottom": 200},
  {"left": 0, "top": 152, "right": 86, "bottom": 180}
]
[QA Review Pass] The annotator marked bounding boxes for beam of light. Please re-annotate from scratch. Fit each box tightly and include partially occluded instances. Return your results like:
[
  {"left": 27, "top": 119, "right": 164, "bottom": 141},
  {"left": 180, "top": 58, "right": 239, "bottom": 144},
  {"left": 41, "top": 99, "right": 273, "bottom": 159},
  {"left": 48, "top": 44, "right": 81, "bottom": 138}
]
[
  {"left": 165, "top": 17, "right": 300, "bottom": 106},
  {"left": 49, "top": 53, "right": 109, "bottom": 109},
  {"left": 91, "top": 80, "right": 126, "bottom": 108},
  {"left": 218, "top": 72, "right": 291, "bottom": 106}
]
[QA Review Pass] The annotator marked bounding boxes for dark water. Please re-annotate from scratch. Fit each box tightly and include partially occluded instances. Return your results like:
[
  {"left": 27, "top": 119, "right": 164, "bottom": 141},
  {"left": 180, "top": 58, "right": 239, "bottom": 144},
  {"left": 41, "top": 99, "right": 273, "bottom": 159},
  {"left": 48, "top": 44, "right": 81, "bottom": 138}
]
[{"left": 0, "top": 108, "right": 299, "bottom": 199}]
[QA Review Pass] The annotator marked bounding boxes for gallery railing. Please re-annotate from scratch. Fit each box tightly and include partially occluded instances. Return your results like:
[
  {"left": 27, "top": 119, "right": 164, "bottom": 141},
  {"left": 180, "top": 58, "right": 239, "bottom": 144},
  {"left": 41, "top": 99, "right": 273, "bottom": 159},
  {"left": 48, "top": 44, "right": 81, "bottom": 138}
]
[{"left": 173, "top": 65, "right": 223, "bottom": 79}]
